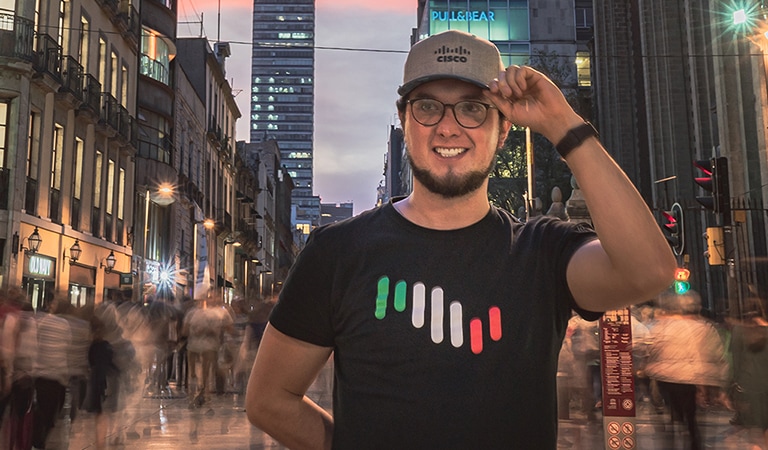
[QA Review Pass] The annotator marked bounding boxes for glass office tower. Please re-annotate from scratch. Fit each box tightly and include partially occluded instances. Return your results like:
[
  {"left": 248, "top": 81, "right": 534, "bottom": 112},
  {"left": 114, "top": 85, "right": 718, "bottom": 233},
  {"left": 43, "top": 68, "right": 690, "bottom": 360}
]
[{"left": 251, "top": 0, "right": 320, "bottom": 231}]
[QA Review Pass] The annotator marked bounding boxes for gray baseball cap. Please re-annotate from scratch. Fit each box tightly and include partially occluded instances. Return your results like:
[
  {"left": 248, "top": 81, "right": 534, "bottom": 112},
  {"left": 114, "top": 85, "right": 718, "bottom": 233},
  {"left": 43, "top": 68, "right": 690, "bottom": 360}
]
[{"left": 398, "top": 30, "right": 504, "bottom": 97}]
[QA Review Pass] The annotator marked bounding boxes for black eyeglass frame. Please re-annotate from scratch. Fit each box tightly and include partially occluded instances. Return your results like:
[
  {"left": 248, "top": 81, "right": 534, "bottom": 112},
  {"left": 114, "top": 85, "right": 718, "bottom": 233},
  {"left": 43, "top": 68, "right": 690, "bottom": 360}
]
[{"left": 406, "top": 98, "right": 498, "bottom": 129}]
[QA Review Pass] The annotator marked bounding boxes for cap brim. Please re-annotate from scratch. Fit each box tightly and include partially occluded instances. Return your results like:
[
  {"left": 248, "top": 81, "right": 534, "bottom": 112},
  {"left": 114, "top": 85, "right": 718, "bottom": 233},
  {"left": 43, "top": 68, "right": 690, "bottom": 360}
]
[{"left": 397, "top": 75, "right": 490, "bottom": 97}]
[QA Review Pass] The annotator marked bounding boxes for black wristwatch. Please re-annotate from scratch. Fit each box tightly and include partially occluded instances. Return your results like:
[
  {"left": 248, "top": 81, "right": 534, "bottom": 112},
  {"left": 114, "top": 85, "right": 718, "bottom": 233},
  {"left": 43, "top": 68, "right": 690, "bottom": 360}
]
[{"left": 555, "top": 121, "right": 598, "bottom": 159}]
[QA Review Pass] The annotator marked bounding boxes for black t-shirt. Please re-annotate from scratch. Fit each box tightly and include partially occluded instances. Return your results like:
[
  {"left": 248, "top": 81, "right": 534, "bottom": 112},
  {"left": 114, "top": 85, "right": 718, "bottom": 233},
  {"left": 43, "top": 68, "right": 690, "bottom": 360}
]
[{"left": 270, "top": 201, "right": 600, "bottom": 449}]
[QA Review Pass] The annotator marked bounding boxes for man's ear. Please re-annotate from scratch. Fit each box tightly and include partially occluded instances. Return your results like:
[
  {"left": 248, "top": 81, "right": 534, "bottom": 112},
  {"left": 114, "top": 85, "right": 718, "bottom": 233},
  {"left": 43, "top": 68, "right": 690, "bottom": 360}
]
[{"left": 497, "top": 118, "right": 512, "bottom": 149}]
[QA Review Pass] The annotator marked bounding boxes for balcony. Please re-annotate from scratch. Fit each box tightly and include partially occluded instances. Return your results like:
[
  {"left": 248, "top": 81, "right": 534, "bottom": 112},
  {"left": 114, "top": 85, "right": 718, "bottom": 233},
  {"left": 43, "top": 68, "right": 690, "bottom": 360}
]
[
  {"left": 98, "top": 0, "right": 120, "bottom": 15},
  {"left": 33, "top": 34, "right": 62, "bottom": 82},
  {"left": 60, "top": 55, "right": 84, "bottom": 102},
  {"left": 117, "top": 104, "right": 132, "bottom": 142},
  {"left": 137, "top": 139, "right": 172, "bottom": 165},
  {"left": 80, "top": 74, "right": 101, "bottom": 116},
  {"left": 140, "top": 53, "right": 169, "bottom": 85},
  {"left": 178, "top": 174, "right": 204, "bottom": 207},
  {"left": 100, "top": 92, "right": 120, "bottom": 132},
  {"left": 117, "top": 2, "right": 140, "bottom": 45},
  {"left": 0, "top": 13, "right": 34, "bottom": 61},
  {"left": 207, "top": 124, "right": 222, "bottom": 144}
]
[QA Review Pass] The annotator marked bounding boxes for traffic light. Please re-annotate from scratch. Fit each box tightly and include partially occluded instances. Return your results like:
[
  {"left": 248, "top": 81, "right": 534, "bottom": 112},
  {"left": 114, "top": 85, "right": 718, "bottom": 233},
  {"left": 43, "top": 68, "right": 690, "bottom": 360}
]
[
  {"left": 661, "top": 202, "right": 684, "bottom": 256},
  {"left": 674, "top": 267, "right": 691, "bottom": 295},
  {"left": 694, "top": 157, "right": 730, "bottom": 217}
]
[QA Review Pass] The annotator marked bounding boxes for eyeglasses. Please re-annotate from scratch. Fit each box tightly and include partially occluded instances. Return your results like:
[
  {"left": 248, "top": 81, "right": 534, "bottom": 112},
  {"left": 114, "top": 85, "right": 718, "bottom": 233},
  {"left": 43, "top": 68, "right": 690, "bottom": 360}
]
[{"left": 407, "top": 98, "right": 497, "bottom": 129}]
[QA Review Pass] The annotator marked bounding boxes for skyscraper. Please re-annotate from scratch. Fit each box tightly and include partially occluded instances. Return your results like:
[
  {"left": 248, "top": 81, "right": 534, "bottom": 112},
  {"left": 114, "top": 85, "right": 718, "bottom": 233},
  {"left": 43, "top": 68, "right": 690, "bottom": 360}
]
[{"left": 250, "top": 0, "right": 320, "bottom": 237}]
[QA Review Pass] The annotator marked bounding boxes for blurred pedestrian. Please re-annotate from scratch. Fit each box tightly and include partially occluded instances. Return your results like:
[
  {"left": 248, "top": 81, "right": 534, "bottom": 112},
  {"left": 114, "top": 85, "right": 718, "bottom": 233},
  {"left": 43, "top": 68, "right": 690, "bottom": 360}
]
[
  {"left": 728, "top": 297, "right": 768, "bottom": 448},
  {"left": 644, "top": 290, "right": 730, "bottom": 450},
  {"left": 55, "top": 301, "right": 90, "bottom": 422},
  {"left": 77, "top": 302, "right": 135, "bottom": 447},
  {"left": 246, "top": 29, "right": 676, "bottom": 449},
  {"left": 31, "top": 295, "right": 72, "bottom": 449},
  {"left": 235, "top": 298, "right": 273, "bottom": 393},
  {"left": 5, "top": 300, "right": 35, "bottom": 450},
  {"left": 0, "top": 288, "right": 25, "bottom": 428},
  {"left": 183, "top": 295, "right": 233, "bottom": 405},
  {"left": 567, "top": 314, "right": 602, "bottom": 421}
]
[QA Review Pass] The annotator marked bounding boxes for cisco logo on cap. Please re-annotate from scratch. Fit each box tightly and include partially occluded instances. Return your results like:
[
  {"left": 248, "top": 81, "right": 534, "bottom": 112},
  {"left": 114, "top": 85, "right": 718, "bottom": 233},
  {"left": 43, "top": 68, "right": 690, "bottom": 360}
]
[{"left": 434, "top": 45, "right": 470, "bottom": 63}]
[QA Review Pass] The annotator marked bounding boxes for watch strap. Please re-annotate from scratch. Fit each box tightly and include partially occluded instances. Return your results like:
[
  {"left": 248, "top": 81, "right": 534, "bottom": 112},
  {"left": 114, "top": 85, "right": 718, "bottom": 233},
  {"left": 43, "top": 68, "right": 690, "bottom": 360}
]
[{"left": 555, "top": 121, "right": 598, "bottom": 159}]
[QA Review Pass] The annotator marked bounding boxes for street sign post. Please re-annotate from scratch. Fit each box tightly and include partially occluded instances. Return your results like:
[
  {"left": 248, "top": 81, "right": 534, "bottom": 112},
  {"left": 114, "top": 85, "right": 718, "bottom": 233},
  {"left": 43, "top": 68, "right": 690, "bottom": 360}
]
[{"left": 600, "top": 308, "right": 637, "bottom": 450}]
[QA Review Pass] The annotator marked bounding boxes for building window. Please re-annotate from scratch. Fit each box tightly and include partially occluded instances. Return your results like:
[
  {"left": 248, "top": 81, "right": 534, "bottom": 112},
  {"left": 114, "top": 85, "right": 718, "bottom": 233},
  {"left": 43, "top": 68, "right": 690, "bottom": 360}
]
[
  {"left": 0, "top": 100, "right": 8, "bottom": 168},
  {"left": 51, "top": 124, "right": 64, "bottom": 190},
  {"left": 575, "top": 5, "right": 594, "bottom": 29},
  {"left": 71, "top": 137, "right": 83, "bottom": 229},
  {"left": 98, "top": 37, "right": 107, "bottom": 88},
  {"left": 94, "top": 151, "right": 102, "bottom": 208},
  {"left": 57, "top": 0, "right": 70, "bottom": 53},
  {"left": 78, "top": 15, "right": 89, "bottom": 71},
  {"left": 121, "top": 64, "right": 128, "bottom": 106},
  {"left": 110, "top": 50, "right": 118, "bottom": 98},
  {"left": 140, "top": 27, "right": 172, "bottom": 85},
  {"left": 73, "top": 137, "right": 83, "bottom": 200},
  {"left": 575, "top": 51, "right": 591, "bottom": 87},
  {"left": 106, "top": 159, "right": 115, "bottom": 215},
  {"left": 50, "top": 123, "right": 64, "bottom": 222},
  {"left": 118, "top": 167, "right": 125, "bottom": 221},
  {"left": 25, "top": 112, "right": 40, "bottom": 214}
]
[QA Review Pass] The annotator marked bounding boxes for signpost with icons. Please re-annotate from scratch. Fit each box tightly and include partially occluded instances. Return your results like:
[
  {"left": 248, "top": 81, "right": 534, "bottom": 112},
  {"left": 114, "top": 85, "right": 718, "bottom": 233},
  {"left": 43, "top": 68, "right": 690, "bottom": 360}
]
[{"left": 600, "top": 308, "right": 637, "bottom": 450}]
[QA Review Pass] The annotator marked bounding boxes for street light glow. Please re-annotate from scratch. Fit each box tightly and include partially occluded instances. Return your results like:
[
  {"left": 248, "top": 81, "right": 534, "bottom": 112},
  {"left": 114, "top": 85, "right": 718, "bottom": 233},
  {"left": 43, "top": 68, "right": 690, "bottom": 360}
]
[{"left": 733, "top": 8, "right": 748, "bottom": 25}]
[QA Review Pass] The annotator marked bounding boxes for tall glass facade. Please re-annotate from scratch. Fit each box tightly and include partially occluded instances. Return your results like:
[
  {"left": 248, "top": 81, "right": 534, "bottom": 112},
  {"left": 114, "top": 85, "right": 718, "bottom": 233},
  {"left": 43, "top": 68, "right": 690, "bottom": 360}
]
[
  {"left": 424, "top": 0, "right": 530, "bottom": 66},
  {"left": 250, "top": 0, "right": 315, "bottom": 204}
]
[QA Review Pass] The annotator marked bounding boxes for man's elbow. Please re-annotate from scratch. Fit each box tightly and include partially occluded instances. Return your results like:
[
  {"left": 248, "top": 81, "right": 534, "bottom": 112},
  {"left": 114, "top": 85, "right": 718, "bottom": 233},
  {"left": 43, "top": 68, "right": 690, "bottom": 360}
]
[
  {"left": 245, "top": 387, "right": 273, "bottom": 428},
  {"left": 630, "top": 253, "right": 677, "bottom": 302}
]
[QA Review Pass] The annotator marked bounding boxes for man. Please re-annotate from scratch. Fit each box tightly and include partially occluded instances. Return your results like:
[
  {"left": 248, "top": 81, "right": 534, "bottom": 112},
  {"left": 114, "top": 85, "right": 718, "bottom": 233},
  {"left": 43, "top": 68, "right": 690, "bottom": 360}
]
[{"left": 246, "top": 30, "right": 675, "bottom": 449}]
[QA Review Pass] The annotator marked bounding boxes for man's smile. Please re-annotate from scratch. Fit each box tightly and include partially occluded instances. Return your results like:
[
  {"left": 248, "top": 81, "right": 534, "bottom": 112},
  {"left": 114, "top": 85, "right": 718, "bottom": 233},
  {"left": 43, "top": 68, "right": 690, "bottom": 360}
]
[{"left": 434, "top": 147, "right": 468, "bottom": 158}]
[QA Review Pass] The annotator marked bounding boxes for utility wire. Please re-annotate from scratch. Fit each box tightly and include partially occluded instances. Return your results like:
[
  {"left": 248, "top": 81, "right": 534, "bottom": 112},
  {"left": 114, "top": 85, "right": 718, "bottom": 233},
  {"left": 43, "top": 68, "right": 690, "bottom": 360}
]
[{"left": 35, "top": 24, "right": 768, "bottom": 58}]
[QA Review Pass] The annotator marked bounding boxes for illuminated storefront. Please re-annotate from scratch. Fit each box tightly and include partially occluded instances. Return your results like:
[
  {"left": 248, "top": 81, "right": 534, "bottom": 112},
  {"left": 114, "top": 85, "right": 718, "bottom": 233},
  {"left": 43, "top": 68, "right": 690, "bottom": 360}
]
[
  {"left": 423, "top": 0, "right": 531, "bottom": 66},
  {"left": 22, "top": 253, "right": 56, "bottom": 311}
]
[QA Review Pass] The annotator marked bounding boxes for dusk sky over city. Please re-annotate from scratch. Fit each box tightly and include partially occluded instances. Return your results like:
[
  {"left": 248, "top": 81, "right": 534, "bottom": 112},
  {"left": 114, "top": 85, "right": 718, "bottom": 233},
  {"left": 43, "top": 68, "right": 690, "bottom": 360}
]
[{"left": 177, "top": 0, "right": 418, "bottom": 214}]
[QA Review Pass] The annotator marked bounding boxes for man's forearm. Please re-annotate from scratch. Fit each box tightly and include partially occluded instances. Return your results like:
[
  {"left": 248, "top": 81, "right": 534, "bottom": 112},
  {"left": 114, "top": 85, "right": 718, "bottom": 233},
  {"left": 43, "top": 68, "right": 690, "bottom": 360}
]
[{"left": 248, "top": 394, "right": 333, "bottom": 450}]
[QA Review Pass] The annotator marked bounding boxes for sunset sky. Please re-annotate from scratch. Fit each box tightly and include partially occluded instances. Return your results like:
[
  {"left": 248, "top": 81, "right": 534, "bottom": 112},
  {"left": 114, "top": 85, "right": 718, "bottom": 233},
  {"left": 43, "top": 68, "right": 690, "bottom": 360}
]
[{"left": 177, "top": 0, "right": 418, "bottom": 214}]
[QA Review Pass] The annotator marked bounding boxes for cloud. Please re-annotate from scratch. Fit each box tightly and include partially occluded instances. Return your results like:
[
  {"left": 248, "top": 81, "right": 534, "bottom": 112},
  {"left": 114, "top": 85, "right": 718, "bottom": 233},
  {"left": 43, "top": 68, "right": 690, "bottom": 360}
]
[
  {"left": 313, "top": 6, "right": 413, "bottom": 211},
  {"left": 178, "top": 1, "right": 415, "bottom": 214}
]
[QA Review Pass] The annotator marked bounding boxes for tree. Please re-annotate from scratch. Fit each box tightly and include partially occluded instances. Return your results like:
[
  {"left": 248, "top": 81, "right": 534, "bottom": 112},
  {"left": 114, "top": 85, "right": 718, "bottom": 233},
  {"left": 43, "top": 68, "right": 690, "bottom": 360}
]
[{"left": 488, "top": 49, "right": 591, "bottom": 219}]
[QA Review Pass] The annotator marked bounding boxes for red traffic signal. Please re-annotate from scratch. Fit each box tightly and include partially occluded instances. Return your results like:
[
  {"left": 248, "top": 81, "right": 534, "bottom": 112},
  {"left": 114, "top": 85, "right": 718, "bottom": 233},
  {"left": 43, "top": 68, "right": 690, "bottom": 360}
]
[
  {"left": 693, "top": 157, "right": 730, "bottom": 217},
  {"left": 694, "top": 159, "right": 715, "bottom": 211},
  {"left": 661, "top": 203, "right": 684, "bottom": 256}
]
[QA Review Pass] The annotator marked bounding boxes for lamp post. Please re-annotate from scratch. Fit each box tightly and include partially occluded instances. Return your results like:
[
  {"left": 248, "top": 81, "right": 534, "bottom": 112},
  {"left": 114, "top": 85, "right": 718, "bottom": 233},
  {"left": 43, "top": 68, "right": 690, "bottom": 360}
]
[{"left": 66, "top": 239, "right": 81, "bottom": 264}]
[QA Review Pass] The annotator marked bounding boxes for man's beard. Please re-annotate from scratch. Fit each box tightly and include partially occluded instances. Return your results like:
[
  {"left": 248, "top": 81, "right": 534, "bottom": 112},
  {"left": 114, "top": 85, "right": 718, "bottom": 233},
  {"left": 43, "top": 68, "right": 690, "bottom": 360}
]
[{"left": 409, "top": 156, "right": 495, "bottom": 199}]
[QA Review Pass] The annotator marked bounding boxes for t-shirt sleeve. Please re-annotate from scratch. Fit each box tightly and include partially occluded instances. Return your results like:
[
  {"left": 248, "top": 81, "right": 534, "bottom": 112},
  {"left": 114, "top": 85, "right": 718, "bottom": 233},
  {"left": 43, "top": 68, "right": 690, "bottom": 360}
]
[
  {"left": 527, "top": 216, "right": 602, "bottom": 321},
  {"left": 559, "top": 223, "right": 603, "bottom": 321},
  {"left": 268, "top": 229, "right": 336, "bottom": 347}
]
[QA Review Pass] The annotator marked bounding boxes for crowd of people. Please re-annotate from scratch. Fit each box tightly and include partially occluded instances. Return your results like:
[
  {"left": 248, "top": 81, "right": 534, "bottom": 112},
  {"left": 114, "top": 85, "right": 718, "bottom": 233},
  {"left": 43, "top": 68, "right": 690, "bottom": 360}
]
[
  {"left": 0, "top": 288, "right": 272, "bottom": 449},
  {"left": 558, "top": 289, "right": 768, "bottom": 450}
]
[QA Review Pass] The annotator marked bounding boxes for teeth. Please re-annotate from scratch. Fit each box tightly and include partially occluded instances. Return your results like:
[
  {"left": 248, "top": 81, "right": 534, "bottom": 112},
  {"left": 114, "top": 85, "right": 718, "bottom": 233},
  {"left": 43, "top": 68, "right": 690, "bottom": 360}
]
[{"left": 435, "top": 147, "right": 466, "bottom": 157}]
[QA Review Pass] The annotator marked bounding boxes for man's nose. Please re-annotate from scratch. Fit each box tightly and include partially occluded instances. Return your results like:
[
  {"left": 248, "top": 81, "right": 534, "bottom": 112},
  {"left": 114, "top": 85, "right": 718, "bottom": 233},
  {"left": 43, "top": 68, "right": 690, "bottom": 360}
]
[{"left": 436, "top": 105, "right": 462, "bottom": 135}]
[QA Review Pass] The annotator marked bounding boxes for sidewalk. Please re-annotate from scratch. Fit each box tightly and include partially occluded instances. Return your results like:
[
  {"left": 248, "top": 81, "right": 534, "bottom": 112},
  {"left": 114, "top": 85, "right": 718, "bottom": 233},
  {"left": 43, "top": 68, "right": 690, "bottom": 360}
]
[
  {"left": 20, "top": 359, "right": 768, "bottom": 449},
  {"left": 34, "top": 358, "right": 334, "bottom": 450}
]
